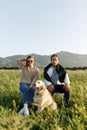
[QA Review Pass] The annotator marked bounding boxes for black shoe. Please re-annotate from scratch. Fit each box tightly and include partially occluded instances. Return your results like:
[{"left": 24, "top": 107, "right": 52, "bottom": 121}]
[
  {"left": 65, "top": 104, "right": 69, "bottom": 107},
  {"left": 65, "top": 102, "right": 70, "bottom": 107}
]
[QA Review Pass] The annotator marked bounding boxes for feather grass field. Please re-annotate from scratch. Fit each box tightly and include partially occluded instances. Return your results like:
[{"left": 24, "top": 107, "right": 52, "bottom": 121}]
[{"left": 0, "top": 69, "right": 87, "bottom": 130}]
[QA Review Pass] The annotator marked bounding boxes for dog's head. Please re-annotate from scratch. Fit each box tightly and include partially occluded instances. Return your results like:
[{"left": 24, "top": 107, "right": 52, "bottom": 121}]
[{"left": 34, "top": 80, "right": 46, "bottom": 95}]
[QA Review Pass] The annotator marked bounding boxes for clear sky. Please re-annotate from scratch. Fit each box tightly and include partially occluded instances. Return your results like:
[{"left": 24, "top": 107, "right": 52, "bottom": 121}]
[{"left": 0, "top": 0, "right": 87, "bottom": 57}]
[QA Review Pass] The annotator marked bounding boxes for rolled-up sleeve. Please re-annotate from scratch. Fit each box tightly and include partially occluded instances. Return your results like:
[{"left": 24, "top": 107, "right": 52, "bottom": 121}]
[
  {"left": 44, "top": 79, "right": 52, "bottom": 87},
  {"left": 64, "top": 73, "right": 70, "bottom": 84}
]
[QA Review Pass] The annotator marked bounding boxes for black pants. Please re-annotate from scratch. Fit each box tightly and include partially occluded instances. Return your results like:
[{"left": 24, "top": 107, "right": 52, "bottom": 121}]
[{"left": 52, "top": 84, "right": 70, "bottom": 104}]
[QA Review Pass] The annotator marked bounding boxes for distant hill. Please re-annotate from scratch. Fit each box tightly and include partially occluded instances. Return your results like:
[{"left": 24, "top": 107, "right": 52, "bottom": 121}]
[{"left": 0, "top": 51, "right": 87, "bottom": 68}]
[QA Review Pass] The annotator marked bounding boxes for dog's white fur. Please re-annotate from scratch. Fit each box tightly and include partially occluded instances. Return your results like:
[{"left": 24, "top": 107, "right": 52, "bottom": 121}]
[{"left": 33, "top": 80, "right": 57, "bottom": 113}]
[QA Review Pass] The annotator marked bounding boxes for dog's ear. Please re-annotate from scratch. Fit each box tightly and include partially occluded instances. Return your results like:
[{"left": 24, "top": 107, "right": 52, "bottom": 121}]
[{"left": 41, "top": 83, "right": 46, "bottom": 90}]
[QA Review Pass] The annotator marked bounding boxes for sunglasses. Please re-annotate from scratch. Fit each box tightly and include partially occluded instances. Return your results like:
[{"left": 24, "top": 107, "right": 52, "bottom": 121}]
[{"left": 27, "top": 60, "right": 33, "bottom": 63}]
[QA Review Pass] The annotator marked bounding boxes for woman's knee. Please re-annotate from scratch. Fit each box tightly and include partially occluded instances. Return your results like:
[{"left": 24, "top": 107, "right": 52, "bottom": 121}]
[
  {"left": 29, "top": 86, "right": 35, "bottom": 92},
  {"left": 20, "top": 83, "right": 29, "bottom": 93}
]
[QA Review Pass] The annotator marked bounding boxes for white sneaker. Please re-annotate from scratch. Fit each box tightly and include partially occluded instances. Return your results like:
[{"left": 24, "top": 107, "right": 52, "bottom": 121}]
[
  {"left": 18, "top": 107, "right": 29, "bottom": 117},
  {"left": 23, "top": 107, "right": 29, "bottom": 117},
  {"left": 23, "top": 107, "right": 29, "bottom": 116},
  {"left": 18, "top": 108, "right": 24, "bottom": 115}
]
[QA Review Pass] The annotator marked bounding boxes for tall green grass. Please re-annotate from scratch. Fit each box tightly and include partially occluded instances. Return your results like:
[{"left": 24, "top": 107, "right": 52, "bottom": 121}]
[{"left": 0, "top": 69, "right": 87, "bottom": 130}]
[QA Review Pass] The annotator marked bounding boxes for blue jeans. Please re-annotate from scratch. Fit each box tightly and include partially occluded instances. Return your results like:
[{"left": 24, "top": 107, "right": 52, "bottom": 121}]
[{"left": 20, "top": 83, "right": 35, "bottom": 103}]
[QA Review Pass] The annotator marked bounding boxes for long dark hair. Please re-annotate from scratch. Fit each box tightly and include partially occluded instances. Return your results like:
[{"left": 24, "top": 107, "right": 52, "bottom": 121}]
[{"left": 26, "top": 55, "right": 34, "bottom": 66}]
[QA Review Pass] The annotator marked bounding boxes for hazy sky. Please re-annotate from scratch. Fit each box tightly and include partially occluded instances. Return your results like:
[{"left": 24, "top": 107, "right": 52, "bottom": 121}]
[{"left": 0, "top": 0, "right": 87, "bottom": 57}]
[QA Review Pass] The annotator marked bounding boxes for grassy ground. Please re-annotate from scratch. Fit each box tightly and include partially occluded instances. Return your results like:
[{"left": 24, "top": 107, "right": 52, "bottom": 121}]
[{"left": 0, "top": 69, "right": 87, "bottom": 130}]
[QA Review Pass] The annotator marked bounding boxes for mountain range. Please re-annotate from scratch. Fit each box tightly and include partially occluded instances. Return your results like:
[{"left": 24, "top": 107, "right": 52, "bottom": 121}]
[{"left": 0, "top": 51, "right": 87, "bottom": 68}]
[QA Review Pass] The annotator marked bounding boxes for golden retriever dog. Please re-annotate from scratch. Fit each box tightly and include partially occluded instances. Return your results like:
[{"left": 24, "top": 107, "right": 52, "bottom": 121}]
[{"left": 33, "top": 80, "right": 57, "bottom": 113}]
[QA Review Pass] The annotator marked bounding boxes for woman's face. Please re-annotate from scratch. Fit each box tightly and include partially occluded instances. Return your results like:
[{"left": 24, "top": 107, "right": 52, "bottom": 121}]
[
  {"left": 27, "top": 58, "right": 34, "bottom": 66},
  {"left": 51, "top": 56, "right": 59, "bottom": 66}
]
